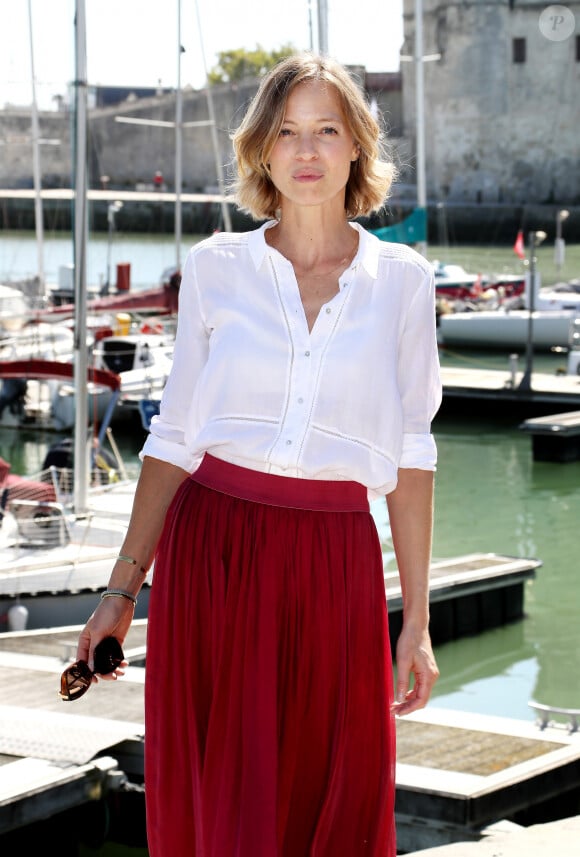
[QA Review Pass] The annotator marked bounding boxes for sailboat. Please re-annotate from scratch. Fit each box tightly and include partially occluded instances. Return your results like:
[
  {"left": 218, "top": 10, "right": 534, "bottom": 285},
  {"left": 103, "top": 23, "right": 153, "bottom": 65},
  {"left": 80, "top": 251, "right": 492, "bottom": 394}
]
[
  {"left": 0, "top": 0, "right": 239, "bottom": 629},
  {"left": 0, "top": 1, "right": 148, "bottom": 634}
]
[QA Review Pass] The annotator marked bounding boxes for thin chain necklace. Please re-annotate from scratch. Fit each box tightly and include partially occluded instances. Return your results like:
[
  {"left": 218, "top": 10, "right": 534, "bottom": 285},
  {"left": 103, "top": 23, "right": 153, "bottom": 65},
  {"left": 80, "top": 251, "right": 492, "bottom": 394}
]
[{"left": 294, "top": 232, "right": 358, "bottom": 280}]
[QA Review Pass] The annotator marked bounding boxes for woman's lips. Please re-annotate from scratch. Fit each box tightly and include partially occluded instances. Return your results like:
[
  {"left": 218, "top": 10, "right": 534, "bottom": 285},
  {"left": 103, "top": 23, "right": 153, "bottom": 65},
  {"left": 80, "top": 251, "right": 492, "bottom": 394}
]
[{"left": 293, "top": 171, "right": 323, "bottom": 182}]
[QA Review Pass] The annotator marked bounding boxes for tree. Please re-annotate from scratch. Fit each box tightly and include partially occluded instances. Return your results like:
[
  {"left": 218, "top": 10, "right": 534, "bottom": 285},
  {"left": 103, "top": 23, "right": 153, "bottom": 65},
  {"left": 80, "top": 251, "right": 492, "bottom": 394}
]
[{"left": 208, "top": 45, "right": 296, "bottom": 84}]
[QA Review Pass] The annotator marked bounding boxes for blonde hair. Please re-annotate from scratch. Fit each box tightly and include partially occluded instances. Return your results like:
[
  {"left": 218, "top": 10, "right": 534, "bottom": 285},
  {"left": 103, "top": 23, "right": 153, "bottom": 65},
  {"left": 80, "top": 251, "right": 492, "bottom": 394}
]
[{"left": 231, "top": 53, "right": 396, "bottom": 220}]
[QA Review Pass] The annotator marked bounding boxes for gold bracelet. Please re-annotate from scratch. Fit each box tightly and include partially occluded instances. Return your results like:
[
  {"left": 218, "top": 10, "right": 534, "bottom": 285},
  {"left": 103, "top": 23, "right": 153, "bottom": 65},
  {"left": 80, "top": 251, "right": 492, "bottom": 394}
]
[{"left": 116, "top": 554, "right": 147, "bottom": 574}]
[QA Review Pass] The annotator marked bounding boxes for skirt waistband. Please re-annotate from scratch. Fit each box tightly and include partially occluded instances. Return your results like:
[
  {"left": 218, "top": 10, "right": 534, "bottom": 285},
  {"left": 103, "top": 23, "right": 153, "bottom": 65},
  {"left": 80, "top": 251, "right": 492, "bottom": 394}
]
[{"left": 190, "top": 454, "right": 369, "bottom": 512}]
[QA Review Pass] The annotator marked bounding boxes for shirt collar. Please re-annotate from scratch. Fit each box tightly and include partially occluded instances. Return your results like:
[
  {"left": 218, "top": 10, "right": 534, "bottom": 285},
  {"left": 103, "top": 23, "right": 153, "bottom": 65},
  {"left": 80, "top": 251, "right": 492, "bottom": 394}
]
[
  {"left": 349, "top": 222, "right": 380, "bottom": 279},
  {"left": 247, "top": 221, "right": 277, "bottom": 271},
  {"left": 247, "top": 219, "right": 380, "bottom": 280}
]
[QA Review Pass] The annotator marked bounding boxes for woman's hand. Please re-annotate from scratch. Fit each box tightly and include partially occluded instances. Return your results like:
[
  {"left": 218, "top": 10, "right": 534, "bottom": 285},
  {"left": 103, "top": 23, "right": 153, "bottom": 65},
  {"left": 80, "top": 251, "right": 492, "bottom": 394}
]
[
  {"left": 391, "top": 622, "right": 439, "bottom": 717},
  {"left": 76, "top": 597, "right": 135, "bottom": 681}
]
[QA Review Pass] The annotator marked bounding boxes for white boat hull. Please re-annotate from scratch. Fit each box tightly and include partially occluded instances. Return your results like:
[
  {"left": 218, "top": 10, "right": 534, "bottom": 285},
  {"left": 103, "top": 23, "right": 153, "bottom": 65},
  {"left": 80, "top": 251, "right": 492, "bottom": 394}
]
[
  {"left": 0, "top": 479, "right": 145, "bottom": 632},
  {"left": 438, "top": 309, "right": 578, "bottom": 350}
]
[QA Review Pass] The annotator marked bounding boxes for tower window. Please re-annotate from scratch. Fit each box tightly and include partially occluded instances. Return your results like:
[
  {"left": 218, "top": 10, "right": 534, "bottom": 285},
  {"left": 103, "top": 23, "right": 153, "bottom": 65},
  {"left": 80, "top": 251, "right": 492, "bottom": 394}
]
[{"left": 513, "top": 38, "right": 526, "bottom": 63}]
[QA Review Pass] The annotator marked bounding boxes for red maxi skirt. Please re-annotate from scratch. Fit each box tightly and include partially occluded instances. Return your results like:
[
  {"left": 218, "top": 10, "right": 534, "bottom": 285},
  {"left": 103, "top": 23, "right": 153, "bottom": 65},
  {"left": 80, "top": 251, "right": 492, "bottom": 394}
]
[{"left": 145, "top": 454, "right": 396, "bottom": 857}]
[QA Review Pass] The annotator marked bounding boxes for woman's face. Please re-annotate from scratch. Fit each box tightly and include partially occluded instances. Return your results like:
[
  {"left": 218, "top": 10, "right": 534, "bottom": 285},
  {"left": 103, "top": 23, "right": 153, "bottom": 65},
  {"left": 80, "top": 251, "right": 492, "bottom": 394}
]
[{"left": 267, "top": 80, "right": 359, "bottom": 213}]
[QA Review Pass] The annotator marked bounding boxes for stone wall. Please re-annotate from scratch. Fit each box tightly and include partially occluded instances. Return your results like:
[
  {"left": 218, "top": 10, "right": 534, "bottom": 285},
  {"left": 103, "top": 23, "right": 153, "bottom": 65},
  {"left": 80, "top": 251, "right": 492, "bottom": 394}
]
[
  {"left": 0, "top": 69, "right": 405, "bottom": 234},
  {"left": 89, "top": 79, "right": 259, "bottom": 193},
  {"left": 0, "top": 70, "right": 402, "bottom": 194},
  {"left": 0, "top": 109, "right": 73, "bottom": 189},
  {"left": 401, "top": 0, "right": 580, "bottom": 204},
  {"left": 2, "top": 21, "right": 578, "bottom": 242}
]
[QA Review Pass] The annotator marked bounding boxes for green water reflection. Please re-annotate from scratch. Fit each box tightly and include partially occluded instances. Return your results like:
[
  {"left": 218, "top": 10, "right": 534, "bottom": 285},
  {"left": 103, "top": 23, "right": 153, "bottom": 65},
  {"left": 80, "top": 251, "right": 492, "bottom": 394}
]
[{"left": 416, "top": 412, "right": 578, "bottom": 720}]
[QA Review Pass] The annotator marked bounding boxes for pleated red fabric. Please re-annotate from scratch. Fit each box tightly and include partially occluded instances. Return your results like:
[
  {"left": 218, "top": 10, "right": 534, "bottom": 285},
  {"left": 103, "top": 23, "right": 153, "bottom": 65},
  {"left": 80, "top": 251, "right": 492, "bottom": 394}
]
[{"left": 145, "top": 455, "right": 396, "bottom": 857}]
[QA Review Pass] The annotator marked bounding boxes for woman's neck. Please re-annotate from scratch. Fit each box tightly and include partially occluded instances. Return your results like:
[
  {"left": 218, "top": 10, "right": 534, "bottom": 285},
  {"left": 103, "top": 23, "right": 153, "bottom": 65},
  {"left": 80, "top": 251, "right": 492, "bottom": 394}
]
[{"left": 266, "top": 207, "right": 356, "bottom": 273}]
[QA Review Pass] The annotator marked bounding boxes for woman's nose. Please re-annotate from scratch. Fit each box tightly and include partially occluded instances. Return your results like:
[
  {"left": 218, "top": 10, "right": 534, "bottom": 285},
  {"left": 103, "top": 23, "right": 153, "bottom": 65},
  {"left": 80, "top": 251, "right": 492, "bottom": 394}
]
[{"left": 296, "top": 135, "right": 317, "bottom": 160}]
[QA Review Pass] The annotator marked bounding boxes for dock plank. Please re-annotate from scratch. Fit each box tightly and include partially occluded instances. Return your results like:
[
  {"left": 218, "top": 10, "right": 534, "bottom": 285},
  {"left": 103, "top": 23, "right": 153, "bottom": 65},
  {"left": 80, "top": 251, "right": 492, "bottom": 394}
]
[
  {"left": 520, "top": 409, "right": 580, "bottom": 434},
  {"left": 440, "top": 366, "right": 580, "bottom": 408},
  {"left": 385, "top": 553, "right": 539, "bottom": 646},
  {"left": 519, "top": 409, "right": 580, "bottom": 462},
  {"left": 0, "top": 756, "right": 121, "bottom": 836},
  {"left": 395, "top": 707, "right": 580, "bottom": 851},
  {"left": 404, "top": 814, "right": 580, "bottom": 856},
  {"left": 396, "top": 719, "right": 561, "bottom": 777}
]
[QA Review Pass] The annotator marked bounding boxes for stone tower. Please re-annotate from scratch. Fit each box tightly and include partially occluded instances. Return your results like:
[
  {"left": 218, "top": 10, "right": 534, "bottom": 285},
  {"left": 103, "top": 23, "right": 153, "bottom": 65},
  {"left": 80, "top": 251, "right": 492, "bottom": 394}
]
[{"left": 401, "top": 0, "right": 580, "bottom": 205}]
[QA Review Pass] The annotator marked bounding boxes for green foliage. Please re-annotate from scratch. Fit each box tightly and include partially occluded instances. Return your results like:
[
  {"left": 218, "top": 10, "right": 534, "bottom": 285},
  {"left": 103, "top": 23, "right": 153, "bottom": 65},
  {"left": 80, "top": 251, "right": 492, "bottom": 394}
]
[{"left": 208, "top": 44, "right": 296, "bottom": 84}]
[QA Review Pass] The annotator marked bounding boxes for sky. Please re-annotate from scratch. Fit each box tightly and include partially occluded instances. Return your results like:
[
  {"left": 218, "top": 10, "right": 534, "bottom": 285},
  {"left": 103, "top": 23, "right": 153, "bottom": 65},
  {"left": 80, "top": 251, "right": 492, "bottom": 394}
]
[{"left": 0, "top": 0, "right": 404, "bottom": 111}]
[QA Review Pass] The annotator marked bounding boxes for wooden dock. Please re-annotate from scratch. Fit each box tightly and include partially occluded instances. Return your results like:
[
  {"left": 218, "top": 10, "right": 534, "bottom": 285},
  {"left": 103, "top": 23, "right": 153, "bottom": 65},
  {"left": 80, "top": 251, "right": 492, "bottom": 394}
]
[
  {"left": 0, "top": 622, "right": 148, "bottom": 848},
  {"left": 1, "top": 609, "right": 579, "bottom": 854},
  {"left": 0, "top": 550, "right": 536, "bottom": 645},
  {"left": 440, "top": 365, "right": 580, "bottom": 413},
  {"left": 0, "top": 623, "right": 579, "bottom": 853},
  {"left": 519, "top": 409, "right": 580, "bottom": 462},
  {"left": 386, "top": 553, "right": 540, "bottom": 649},
  {"left": 404, "top": 814, "right": 580, "bottom": 856},
  {"left": 0, "top": 552, "right": 545, "bottom": 850},
  {"left": 395, "top": 706, "right": 580, "bottom": 851}
]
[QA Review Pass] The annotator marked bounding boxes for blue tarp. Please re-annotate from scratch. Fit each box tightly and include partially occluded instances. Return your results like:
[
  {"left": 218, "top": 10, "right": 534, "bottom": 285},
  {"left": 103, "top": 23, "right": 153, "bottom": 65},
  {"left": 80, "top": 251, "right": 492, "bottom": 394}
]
[{"left": 370, "top": 207, "right": 427, "bottom": 244}]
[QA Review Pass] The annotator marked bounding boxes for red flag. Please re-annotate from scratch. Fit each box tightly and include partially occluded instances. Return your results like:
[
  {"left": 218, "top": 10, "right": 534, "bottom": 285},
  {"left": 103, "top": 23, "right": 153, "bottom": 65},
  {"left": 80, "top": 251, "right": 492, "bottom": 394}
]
[{"left": 513, "top": 230, "right": 525, "bottom": 260}]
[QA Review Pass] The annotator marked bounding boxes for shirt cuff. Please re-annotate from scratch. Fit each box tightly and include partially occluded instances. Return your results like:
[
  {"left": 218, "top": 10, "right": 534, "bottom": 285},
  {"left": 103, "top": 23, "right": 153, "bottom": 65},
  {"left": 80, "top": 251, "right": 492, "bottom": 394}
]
[
  {"left": 139, "top": 433, "right": 201, "bottom": 473},
  {"left": 399, "top": 432, "right": 438, "bottom": 470}
]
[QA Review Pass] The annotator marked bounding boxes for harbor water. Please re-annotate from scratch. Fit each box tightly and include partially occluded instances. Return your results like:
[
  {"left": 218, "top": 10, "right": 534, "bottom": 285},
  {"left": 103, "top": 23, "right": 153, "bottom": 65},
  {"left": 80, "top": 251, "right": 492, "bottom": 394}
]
[{"left": 1, "top": 231, "right": 579, "bottom": 727}]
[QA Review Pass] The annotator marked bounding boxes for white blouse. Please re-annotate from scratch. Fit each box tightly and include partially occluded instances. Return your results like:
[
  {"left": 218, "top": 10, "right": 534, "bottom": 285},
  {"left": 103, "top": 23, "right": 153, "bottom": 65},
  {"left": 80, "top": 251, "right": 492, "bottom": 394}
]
[{"left": 140, "top": 220, "right": 442, "bottom": 499}]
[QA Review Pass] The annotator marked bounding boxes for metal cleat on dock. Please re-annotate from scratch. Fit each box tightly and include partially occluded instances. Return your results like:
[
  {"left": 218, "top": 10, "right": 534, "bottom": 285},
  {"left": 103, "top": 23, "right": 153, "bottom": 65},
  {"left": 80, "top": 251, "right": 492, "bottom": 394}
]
[{"left": 528, "top": 700, "right": 580, "bottom": 734}]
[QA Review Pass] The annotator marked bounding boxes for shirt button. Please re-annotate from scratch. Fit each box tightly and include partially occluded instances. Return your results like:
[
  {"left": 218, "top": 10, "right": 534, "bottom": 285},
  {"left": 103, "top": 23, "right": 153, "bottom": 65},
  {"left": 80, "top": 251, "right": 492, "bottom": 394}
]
[
  {"left": 325, "top": 307, "right": 331, "bottom": 314},
  {"left": 304, "top": 350, "right": 310, "bottom": 357},
  {"left": 297, "top": 397, "right": 304, "bottom": 404},
  {"left": 286, "top": 439, "right": 292, "bottom": 445}
]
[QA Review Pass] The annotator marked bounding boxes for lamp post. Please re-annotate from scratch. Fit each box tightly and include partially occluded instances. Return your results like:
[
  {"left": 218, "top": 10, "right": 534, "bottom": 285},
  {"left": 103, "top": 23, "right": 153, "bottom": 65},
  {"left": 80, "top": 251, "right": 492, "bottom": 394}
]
[
  {"left": 554, "top": 209, "right": 569, "bottom": 277},
  {"left": 105, "top": 200, "right": 123, "bottom": 292},
  {"left": 518, "top": 230, "right": 547, "bottom": 392}
]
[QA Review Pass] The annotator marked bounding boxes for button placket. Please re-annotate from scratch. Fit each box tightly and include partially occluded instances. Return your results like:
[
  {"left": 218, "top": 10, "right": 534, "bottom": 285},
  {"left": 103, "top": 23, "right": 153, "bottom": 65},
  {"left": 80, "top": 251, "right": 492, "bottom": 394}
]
[
  {"left": 270, "top": 260, "right": 319, "bottom": 467},
  {"left": 266, "top": 251, "right": 354, "bottom": 469},
  {"left": 276, "top": 338, "right": 316, "bottom": 465}
]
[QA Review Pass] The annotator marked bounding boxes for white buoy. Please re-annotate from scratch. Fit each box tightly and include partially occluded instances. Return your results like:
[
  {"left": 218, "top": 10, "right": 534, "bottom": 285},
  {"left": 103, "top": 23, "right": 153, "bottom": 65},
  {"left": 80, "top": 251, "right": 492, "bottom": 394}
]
[{"left": 7, "top": 603, "right": 29, "bottom": 632}]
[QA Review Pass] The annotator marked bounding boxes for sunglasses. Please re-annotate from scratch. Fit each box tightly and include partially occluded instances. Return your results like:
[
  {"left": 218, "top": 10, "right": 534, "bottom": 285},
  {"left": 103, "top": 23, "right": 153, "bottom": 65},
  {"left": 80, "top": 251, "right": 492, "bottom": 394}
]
[{"left": 59, "top": 636, "right": 125, "bottom": 701}]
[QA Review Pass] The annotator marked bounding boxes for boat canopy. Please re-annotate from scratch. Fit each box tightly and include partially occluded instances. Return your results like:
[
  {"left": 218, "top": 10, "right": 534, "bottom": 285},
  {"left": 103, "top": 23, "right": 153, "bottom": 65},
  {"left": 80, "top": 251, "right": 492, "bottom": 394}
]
[
  {"left": 0, "top": 359, "right": 121, "bottom": 390},
  {"left": 371, "top": 207, "right": 427, "bottom": 244}
]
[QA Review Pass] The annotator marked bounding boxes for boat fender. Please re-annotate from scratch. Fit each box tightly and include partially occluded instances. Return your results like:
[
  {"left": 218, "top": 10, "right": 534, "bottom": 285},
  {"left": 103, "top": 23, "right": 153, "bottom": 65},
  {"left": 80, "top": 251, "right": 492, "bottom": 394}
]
[
  {"left": 140, "top": 321, "right": 164, "bottom": 335},
  {"left": 94, "top": 448, "right": 119, "bottom": 484},
  {"left": 7, "top": 603, "right": 29, "bottom": 632}
]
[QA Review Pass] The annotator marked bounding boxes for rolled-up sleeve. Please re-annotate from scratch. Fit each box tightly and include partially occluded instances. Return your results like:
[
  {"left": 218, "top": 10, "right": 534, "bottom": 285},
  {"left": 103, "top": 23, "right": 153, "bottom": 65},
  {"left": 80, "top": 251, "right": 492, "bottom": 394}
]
[
  {"left": 397, "top": 266, "right": 442, "bottom": 470},
  {"left": 399, "top": 432, "right": 439, "bottom": 470},
  {"left": 140, "top": 250, "right": 209, "bottom": 471}
]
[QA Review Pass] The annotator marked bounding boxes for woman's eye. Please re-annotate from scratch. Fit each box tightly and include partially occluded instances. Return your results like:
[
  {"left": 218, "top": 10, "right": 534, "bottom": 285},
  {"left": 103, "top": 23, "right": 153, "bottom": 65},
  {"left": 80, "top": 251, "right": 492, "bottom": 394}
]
[
  {"left": 279, "top": 128, "right": 293, "bottom": 137},
  {"left": 321, "top": 126, "right": 338, "bottom": 135}
]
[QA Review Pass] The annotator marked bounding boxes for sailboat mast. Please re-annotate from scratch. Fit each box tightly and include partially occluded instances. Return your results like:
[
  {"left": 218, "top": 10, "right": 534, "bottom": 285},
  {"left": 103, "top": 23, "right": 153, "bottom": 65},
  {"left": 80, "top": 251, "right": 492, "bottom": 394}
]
[
  {"left": 175, "top": 0, "right": 183, "bottom": 268},
  {"left": 27, "top": 0, "right": 45, "bottom": 296},
  {"left": 193, "top": 0, "right": 232, "bottom": 232},
  {"left": 73, "top": 0, "right": 89, "bottom": 515},
  {"left": 317, "top": 0, "right": 329, "bottom": 54},
  {"left": 414, "top": 0, "right": 427, "bottom": 256}
]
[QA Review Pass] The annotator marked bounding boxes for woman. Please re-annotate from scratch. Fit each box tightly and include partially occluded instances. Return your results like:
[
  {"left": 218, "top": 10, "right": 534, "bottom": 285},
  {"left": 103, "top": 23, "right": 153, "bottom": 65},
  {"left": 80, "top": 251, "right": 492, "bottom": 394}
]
[{"left": 74, "top": 53, "right": 442, "bottom": 856}]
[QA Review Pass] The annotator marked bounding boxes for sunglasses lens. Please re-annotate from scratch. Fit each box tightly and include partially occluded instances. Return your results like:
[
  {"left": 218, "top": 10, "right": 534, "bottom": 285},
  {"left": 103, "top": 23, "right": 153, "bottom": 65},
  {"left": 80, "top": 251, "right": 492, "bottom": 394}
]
[
  {"left": 59, "top": 637, "right": 125, "bottom": 701},
  {"left": 60, "top": 661, "right": 93, "bottom": 701},
  {"left": 93, "top": 636, "right": 124, "bottom": 675}
]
